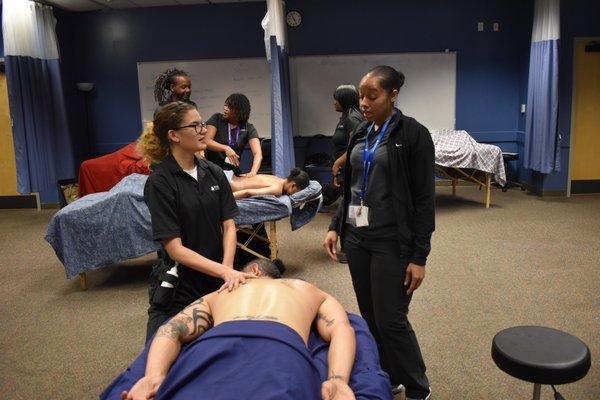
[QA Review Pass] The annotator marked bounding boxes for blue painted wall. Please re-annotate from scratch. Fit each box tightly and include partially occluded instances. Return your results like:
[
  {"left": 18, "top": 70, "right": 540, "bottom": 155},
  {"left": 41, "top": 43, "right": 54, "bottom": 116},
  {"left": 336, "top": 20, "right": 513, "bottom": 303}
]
[
  {"left": 55, "top": 2, "right": 267, "bottom": 165},
  {"left": 56, "top": 0, "right": 532, "bottom": 174},
  {"left": 53, "top": 0, "right": 599, "bottom": 197},
  {"left": 286, "top": 0, "right": 532, "bottom": 182}
]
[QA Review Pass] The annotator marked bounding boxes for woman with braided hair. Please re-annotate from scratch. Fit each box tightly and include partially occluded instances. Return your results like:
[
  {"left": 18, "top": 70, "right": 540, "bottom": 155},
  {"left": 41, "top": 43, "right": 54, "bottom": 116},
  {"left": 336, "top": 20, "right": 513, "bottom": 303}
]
[{"left": 153, "top": 68, "right": 196, "bottom": 107}]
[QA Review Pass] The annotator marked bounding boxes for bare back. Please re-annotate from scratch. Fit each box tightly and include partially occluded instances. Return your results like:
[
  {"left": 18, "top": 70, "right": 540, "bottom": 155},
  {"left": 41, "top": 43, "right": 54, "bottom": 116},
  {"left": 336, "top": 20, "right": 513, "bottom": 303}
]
[
  {"left": 206, "top": 279, "right": 326, "bottom": 343},
  {"left": 230, "top": 174, "right": 283, "bottom": 193}
]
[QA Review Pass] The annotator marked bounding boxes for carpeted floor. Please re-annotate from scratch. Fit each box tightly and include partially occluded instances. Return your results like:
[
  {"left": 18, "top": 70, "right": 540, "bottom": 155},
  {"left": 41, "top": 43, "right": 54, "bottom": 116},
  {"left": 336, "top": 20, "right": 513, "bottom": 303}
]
[{"left": 0, "top": 186, "right": 598, "bottom": 399}]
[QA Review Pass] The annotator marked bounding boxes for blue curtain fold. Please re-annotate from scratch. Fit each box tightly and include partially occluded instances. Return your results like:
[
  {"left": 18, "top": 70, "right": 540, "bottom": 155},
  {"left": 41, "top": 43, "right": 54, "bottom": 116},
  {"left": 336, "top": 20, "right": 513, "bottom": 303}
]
[
  {"left": 269, "top": 36, "right": 295, "bottom": 178},
  {"left": 524, "top": 41, "right": 560, "bottom": 173},
  {"left": 5, "top": 55, "right": 74, "bottom": 194}
]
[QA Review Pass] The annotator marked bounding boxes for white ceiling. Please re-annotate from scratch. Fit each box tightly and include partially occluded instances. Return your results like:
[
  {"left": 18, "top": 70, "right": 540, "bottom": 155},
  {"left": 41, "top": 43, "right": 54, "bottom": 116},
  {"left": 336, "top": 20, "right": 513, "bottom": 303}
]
[{"left": 46, "top": 0, "right": 264, "bottom": 12}]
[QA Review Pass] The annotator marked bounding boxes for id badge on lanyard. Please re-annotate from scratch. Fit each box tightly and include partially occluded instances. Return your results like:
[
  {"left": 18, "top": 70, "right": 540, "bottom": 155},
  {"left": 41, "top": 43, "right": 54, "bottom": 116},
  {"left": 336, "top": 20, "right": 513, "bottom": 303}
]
[
  {"left": 349, "top": 113, "right": 395, "bottom": 227},
  {"left": 225, "top": 123, "right": 241, "bottom": 166},
  {"left": 228, "top": 123, "right": 240, "bottom": 147}
]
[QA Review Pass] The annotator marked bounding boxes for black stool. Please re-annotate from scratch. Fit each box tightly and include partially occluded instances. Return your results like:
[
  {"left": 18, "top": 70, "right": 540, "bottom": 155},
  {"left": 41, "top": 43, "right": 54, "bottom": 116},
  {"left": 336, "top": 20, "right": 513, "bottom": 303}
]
[
  {"left": 501, "top": 152, "right": 525, "bottom": 192},
  {"left": 492, "top": 326, "right": 591, "bottom": 399}
]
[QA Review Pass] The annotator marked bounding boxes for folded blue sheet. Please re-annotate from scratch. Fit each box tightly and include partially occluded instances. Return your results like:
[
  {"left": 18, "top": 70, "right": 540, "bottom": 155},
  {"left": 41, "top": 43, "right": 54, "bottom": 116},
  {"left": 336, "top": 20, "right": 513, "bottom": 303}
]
[{"left": 100, "top": 314, "right": 392, "bottom": 400}]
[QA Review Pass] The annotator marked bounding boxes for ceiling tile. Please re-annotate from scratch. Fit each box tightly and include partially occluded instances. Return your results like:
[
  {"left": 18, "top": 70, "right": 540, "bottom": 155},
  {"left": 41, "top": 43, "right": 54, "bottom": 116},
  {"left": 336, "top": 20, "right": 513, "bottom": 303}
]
[
  {"left": 47, "top": 0, "right": 263, "bottom": 12},
  {"left": 129, "top": 0, "right": 179, "bottom": 6},
  {"left": 174, "top": 0, "right": 210, "bottom": 4},
  {"left": 47, "top": 0, "right": 104, "bottom": 12}
]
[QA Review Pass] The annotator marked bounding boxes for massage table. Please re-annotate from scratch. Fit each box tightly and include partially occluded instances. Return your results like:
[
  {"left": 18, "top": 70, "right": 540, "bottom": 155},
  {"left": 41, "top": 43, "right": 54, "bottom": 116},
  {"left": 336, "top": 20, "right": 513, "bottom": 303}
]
[
  {"left": 431, "top": 129, "right": 507, "bottom": 208},
  {"left": 100, "top": 314, "right": 392, "bottom": 400},
  {"left": 45, "top": 174, "right": 322, "bottom": 290}
]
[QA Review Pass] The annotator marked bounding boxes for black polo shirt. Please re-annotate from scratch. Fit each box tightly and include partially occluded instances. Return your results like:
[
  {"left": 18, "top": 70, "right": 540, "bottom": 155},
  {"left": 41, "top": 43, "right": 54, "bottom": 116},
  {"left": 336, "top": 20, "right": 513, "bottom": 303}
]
[
  {"left": 205, "top": 112, "right": 259, "bottom": 172},
  {"left": 332, "top": 108, "right": 365, "bottom": 159},
  {"left": 144, "top": 154, "right": 238, "bottom": 306},
  {"left": 347, "top": 128, "right": 397, "bottom": 239}
]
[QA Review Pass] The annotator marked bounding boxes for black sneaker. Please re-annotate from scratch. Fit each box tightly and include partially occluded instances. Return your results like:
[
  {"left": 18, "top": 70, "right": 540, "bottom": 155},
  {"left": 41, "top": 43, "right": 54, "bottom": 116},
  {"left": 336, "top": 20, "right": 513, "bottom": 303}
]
[{"left": 338, "top": 252, "right": 347, "bottom": 264}]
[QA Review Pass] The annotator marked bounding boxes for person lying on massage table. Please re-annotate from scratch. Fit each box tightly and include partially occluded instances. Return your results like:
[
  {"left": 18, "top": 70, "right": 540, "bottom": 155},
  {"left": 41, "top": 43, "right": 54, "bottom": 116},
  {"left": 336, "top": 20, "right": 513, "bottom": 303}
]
[
  {"left": 228, "top": 167, "right": 311, "bottom": 199},
  {"left": 121, "top": 259, "right": 356, "bottom": 400}
]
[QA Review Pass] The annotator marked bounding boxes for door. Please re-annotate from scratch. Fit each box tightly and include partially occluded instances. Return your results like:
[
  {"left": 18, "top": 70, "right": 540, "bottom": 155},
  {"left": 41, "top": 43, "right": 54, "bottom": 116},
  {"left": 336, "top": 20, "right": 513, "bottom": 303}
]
[
  {"left": 570, "top": 39, "right": 600, "bottom": 194},
  {"left": 0, "top": 69, "right": 18, "bottom": 196}
]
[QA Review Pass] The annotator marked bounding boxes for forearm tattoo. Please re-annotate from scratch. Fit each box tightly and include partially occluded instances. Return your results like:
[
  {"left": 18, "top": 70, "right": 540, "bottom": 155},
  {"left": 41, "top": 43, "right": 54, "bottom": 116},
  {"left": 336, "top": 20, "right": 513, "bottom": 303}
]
[{"left": 318, "top": 313, "right": 335, "bottom": 327}]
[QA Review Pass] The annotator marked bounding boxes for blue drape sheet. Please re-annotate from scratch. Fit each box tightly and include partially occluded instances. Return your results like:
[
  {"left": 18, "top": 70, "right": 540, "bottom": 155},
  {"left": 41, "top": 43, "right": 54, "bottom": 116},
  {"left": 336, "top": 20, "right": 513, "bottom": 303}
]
[{"left": 100, "top": 316, "right": 392, "bottom": 400}]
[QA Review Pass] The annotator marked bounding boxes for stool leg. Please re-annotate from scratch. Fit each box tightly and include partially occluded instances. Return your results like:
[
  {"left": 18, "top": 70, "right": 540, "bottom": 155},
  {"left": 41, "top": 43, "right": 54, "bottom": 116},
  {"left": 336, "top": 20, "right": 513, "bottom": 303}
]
[{"left": 532, "top": 383, "right": 541, "bottom": 400}]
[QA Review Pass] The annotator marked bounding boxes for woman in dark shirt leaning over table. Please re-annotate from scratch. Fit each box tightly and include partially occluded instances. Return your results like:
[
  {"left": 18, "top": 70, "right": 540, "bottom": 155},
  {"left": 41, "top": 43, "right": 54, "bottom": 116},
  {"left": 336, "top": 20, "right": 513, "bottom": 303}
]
[
  {"left": 323, "top": 66, "right": 435, "bottom": 400},
  {"left": 204, "top": 93, "right": 263, "bottom": 177},
  {"left": 140, "top": 102, "right": 255, "bottom": 341}
]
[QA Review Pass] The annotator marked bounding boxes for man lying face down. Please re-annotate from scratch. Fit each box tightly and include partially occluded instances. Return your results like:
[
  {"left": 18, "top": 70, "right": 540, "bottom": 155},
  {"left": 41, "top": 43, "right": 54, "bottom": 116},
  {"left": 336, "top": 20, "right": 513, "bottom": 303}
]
[{"left": 120, "top": 259, "right": 356, "bottom": 400}]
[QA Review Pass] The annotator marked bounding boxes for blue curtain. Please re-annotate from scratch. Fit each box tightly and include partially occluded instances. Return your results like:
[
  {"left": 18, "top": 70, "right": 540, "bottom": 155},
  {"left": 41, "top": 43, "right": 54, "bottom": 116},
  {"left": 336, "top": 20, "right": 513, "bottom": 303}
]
[
  {"left": 524, "top": 41, "right": 560, "bottom": 173},
  {"left": 5, "top": 56, "right": 74, "bottom": 193},
  {"left": 523, "top": 0, "right": 561, "bottom": 174},
  {"left": 269, "top": 36, "right": 295, "bottom": 178}
]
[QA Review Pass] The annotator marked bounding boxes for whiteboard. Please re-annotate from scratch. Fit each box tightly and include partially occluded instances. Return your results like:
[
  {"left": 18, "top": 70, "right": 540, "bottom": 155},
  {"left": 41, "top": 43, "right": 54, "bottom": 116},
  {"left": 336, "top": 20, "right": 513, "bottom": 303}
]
[
  {"left": 290, "top": 52, "right": 456, "bottom": 136},
  {"left": 137, "top": 52, "right": 456, "bottom": 139},
  {"left": 137, "top": 58, "right": 272, "bottom": 137}
]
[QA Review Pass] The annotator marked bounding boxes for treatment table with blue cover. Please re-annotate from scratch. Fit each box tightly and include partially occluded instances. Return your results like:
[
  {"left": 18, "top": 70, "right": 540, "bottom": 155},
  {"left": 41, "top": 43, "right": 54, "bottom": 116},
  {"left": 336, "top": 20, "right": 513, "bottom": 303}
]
[
  {"left": 45, "top": 174, "right": 322, "bottom": 289},
  {"left": 100, "top": 314, "right": 392, "bottom": 400}
]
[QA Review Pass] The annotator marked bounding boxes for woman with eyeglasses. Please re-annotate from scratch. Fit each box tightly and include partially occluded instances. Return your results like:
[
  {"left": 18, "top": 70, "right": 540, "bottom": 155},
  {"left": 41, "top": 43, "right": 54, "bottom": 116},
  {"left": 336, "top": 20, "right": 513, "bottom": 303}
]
[
  {"left": 139, "top": 101, "right": 256, "bottom": 340},
  {"left": 323, "top": 66, "right": 435, "bottom": 400},
  {"left": 205, "top": 93, "right": 263, "bottom": 178}
]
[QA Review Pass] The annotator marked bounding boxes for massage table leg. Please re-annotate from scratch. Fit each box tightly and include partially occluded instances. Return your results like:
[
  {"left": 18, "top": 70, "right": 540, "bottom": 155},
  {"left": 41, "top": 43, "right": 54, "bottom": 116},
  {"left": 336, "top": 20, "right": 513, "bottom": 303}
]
[
  {"left": 269, "top": 221, "right": 278, "bottom": 260},
  {"left": 485, "top": 174, "right": 491, "bottom": 208},
  {"left": 236, "top": 221, "right": 279, "bottom": 261},
  {"left": 79, "top": 273, "right": 88, "bottom": 290}
]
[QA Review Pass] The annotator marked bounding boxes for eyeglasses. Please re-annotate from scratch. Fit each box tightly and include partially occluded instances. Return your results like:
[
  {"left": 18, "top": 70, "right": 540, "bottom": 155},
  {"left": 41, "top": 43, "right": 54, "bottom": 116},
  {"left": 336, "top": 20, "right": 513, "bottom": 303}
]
[{"left": 177, "top": 121, "right": 206, "bottom": 133}]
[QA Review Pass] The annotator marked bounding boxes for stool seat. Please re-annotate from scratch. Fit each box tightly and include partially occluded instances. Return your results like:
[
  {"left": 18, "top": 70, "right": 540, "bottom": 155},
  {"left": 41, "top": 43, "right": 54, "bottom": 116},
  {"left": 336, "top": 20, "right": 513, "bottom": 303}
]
[{"left": 492, "top": 326, "right": 591, "bottom": 385}]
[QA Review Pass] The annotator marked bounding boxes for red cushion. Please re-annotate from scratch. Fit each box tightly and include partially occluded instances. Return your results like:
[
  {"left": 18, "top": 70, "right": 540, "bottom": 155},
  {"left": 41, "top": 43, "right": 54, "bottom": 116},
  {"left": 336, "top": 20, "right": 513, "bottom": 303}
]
[{"left": 78, "top": 143, "right": 150, "bottom": 197}]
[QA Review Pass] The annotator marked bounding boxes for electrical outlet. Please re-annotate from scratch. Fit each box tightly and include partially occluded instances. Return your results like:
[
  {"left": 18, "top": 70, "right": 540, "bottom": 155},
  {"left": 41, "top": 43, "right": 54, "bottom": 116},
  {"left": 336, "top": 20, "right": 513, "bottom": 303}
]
[
  {"left": 478, "top": 22, "right": 484, "bottom": 31},
  {"left": 521, "top": 104, "right": 527, "bottom": 113},
  {"left": 493, "top": 22, "right": 499, "bottom": 31}
]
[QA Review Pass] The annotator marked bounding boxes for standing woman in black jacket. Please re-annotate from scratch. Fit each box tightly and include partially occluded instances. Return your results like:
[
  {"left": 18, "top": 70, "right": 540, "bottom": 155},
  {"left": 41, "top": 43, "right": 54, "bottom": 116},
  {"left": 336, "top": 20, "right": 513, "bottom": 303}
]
[{"left": 323, "top": 66, "right": 435, "bottom": 400}]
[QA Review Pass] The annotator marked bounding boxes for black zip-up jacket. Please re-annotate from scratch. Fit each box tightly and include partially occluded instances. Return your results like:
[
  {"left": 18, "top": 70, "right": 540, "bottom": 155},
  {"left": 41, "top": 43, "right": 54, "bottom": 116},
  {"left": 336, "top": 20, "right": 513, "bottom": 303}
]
[{"left": 328, "top": 109, "right": 435, "bottom": 266}]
